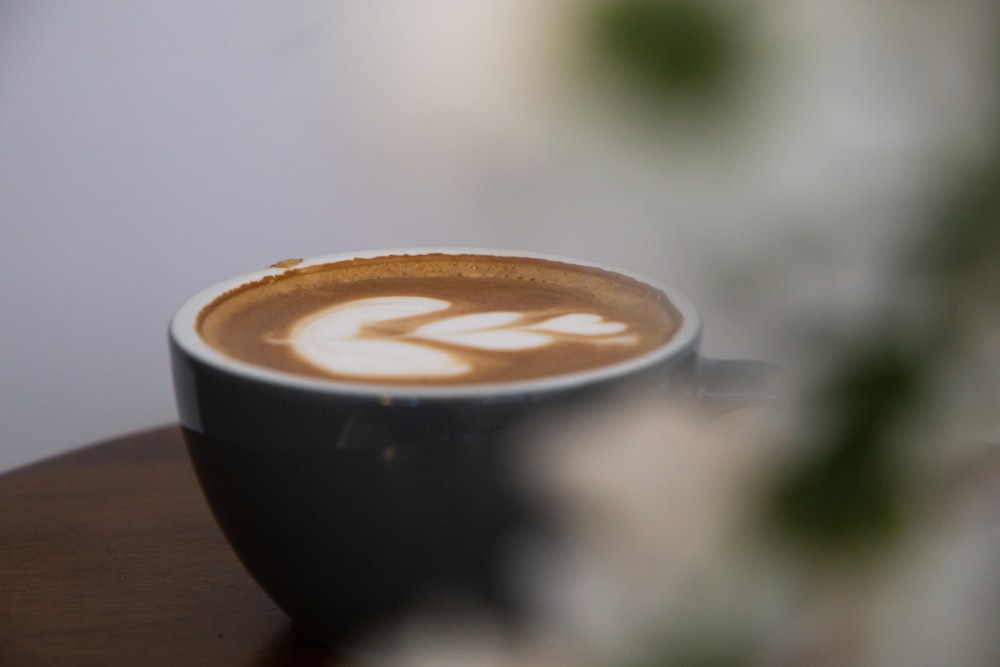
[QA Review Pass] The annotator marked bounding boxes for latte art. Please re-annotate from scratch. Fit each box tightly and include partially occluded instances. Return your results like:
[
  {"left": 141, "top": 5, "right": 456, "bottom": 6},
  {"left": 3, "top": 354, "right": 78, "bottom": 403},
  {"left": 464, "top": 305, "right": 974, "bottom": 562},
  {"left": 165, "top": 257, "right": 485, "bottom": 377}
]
[
  {"left": 280, "top": 296, "right": 638, "bottom": 379},
  {"left": 196, "top": 252, "right": 682, "bottom": 385}
]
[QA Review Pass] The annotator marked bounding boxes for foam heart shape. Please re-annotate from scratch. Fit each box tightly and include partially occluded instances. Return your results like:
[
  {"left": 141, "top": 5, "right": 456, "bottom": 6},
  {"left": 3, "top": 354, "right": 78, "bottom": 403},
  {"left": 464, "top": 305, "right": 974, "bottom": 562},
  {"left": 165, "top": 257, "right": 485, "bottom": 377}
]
[
  {"left": 530, "top": 313, "right": 628, "bottom": 336},
  {"left": 288, "top": 297, "right": 468, "bottom": 378},
  {"left": 282, "top": 296, "right": 636, "bottom": 379},
  {"left": 415, "top": 312, "right": 551, "bottom": 349}
]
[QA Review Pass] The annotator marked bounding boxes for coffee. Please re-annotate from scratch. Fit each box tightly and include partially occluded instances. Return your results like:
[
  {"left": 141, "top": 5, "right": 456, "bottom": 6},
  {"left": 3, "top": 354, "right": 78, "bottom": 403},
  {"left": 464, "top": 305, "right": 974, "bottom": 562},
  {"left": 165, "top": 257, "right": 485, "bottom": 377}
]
[
  {"left": 197, "top": 252, "right": 681, "bottom": 385},
  {"left": 171, "top": 249, "right": 708, "bottom": 649}
]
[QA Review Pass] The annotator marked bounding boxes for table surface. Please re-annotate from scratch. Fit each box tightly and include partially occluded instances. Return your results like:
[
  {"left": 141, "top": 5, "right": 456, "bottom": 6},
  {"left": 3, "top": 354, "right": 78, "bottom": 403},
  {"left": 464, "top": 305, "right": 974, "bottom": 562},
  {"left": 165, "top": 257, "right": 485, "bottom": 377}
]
[
  {"left": 0, "top": 425, "right": 360, "bottom": 666},
  {"left": 6, "top": 426, "right": 999, "bottom": 667}
]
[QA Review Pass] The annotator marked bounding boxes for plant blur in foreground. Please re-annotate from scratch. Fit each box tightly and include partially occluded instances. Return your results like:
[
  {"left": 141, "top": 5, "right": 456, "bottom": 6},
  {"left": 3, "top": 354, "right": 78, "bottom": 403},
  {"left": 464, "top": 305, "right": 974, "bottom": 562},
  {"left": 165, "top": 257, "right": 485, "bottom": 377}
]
[{"left": 326, "top": 0, "right": 1000, "bottom": 664}]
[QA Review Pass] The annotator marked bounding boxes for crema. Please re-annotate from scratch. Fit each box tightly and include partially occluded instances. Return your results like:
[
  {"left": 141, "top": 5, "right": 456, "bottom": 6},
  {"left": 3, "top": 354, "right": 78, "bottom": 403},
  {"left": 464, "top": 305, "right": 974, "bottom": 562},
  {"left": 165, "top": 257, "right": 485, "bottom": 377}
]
[{"left": 197, "top": 253, "right": 681, "bottom": 385}]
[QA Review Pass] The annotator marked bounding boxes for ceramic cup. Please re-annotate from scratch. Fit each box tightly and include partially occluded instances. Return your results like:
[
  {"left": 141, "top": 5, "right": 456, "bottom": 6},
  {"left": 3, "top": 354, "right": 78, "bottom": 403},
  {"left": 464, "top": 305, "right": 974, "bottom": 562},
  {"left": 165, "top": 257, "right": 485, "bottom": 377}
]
[{"left": 168, "top": 248, "right": 775, "bottom": 650}]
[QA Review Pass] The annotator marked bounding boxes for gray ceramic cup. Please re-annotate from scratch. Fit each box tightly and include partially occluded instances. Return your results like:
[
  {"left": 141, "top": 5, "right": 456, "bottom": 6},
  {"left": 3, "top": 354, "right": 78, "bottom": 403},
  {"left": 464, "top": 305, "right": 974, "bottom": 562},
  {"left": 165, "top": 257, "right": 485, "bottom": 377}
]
[{"left": 169, "top": 248, "right": 776, "bottom": 649}]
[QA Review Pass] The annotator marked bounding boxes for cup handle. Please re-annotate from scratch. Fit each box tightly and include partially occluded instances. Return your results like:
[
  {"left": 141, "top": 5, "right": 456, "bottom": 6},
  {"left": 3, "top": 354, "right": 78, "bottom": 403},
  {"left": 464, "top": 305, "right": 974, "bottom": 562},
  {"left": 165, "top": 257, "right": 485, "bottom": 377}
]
[{"left": 693, "top": 356, "right": 783, "bottom": 408}]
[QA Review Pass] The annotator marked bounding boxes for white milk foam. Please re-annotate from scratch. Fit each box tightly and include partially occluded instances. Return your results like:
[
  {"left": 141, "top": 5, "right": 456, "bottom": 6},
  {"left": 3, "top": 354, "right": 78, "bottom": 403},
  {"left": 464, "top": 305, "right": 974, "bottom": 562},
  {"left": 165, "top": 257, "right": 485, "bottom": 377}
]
[{"left": 283, "top": 296, "right": 637, "bottom": 379}]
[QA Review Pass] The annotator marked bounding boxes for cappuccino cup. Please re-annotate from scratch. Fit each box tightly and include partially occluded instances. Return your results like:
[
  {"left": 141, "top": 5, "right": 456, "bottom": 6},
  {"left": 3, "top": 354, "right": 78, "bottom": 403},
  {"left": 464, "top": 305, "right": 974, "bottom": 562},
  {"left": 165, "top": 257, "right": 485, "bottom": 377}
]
[{"left": 169, "top": 249, "right": 772, "bottom": 649}]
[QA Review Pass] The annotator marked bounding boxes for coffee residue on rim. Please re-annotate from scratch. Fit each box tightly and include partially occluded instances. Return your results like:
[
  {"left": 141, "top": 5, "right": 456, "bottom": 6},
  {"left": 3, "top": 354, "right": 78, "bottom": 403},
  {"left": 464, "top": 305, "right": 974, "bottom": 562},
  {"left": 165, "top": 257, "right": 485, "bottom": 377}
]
[{"left": 270, "top": 258, "right": 304, "bottom": 269}]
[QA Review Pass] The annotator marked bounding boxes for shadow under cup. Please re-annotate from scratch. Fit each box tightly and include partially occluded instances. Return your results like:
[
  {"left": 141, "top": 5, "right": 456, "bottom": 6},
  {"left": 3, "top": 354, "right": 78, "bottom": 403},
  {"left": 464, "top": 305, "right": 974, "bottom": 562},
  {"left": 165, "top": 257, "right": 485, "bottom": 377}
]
[{"left": 168, "top": 250, "right": 703, "bottom": 650}]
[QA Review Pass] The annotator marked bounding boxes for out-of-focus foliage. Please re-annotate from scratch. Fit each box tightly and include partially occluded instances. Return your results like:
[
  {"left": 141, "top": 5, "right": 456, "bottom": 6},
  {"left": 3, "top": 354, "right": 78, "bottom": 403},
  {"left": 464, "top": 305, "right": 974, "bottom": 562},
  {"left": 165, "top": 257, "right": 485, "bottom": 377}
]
[
  {"left": 585, "top": 0, "right": 745, "bottom": 103},
  {"left": 340, "top": 0, "right": 1000, "bottom": 664},
  {"left": 916, "top": 162, "right": 1000, "bottom": 290},
  {"left": 767, "top": 341, "right": 919, "bottom": 558},
  {"left": 572, "top": 1, "right": 1000, "bottom": 665},
  {"left": 767, "top": 119, "right": 1000, "bottom": 566}
]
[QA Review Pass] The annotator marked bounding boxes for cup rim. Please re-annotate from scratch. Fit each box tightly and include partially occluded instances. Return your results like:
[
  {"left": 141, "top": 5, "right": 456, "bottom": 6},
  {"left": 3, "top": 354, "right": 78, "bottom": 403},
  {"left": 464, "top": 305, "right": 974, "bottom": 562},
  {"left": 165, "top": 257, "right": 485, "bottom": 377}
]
[{"left": 169, "top": 248, "right": 703, "bottom": 399}]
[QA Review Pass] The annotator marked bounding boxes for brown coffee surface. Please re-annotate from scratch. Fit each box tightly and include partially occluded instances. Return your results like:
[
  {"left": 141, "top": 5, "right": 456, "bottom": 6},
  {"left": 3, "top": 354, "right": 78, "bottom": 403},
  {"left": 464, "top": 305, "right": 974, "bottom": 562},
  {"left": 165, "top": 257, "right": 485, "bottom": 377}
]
[{"left": 197, "top": 253, "right": 681, "bottom": 385}]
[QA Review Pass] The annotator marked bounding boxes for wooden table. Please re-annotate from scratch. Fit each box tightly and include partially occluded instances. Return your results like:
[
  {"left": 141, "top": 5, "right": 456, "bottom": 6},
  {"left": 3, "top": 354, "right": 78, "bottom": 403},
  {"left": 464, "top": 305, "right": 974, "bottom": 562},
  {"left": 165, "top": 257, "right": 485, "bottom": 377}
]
[
  {"left": 6, "top": 426, "right": 999, "bottom": 666},
  {"left": 0, "top": 426, "right": 358, "bottom": 666}
]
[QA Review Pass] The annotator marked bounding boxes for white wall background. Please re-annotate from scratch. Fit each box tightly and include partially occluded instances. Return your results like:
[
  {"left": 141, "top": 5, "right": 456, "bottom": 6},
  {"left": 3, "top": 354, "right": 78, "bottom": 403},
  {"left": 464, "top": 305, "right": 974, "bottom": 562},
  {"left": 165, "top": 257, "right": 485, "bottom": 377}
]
[
  {"left": 0, "top": 2, "right": 576, "bottom": 471},
  {"left": 0, "top": 2, "right": 451, "bottom": 471},
  {"left": 1, "top": 1, "right": 992, "bottom": 472}
]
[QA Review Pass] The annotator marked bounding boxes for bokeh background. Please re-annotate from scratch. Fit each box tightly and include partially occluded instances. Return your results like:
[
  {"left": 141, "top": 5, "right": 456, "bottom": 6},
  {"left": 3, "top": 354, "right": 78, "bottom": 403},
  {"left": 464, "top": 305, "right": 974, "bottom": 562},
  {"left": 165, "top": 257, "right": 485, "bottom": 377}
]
[
  {"left": 4, "top": 3, "right": 1000, "bottom": 665},
  {"left": 1, "top": 0, "right": 996, "bottom": 475}
]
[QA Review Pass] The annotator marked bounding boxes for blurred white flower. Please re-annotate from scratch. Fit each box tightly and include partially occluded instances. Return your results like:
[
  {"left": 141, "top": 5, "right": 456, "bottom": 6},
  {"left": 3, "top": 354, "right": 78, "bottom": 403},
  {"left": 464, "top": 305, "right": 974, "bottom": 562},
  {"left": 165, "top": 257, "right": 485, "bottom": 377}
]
[
  {"left": 514, "top": 394, "right": 790, "bottom": 662},
  {"left": 350, "top": 613, "right": 513, "bottom": 667},
  {"left": 349, "top": 607, "right": 578, "bottom": 667},
  {"left": 511, "top": 395, "right": 1000, "bottom": 667}
]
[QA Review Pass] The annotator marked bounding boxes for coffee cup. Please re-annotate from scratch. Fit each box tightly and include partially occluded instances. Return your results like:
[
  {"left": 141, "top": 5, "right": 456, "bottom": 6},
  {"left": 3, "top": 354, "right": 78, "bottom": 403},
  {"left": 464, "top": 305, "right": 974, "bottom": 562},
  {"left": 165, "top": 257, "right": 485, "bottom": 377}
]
[{"left": 168, "top": 248, "right": 774, "bottom": 649}]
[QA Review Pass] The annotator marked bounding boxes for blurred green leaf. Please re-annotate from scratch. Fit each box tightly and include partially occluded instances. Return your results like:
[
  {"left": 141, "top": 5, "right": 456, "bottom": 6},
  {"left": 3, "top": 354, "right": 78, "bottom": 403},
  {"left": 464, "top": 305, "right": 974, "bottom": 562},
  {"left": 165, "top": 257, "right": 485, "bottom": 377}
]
[
  {"left": 766, "top": 342, "right": 922, "bottom": 556},
  {"left": 821, "top": 342, "right": 924, "bottom": 442},
  {"left": 587, "top": 0, "right": 743, "bottom": 102},
  {"left": 769, "top": 442, "right": 905, "bottom": 557},
  {"left": 912, "top": 162, "right": 1000, "bottom": 284}
]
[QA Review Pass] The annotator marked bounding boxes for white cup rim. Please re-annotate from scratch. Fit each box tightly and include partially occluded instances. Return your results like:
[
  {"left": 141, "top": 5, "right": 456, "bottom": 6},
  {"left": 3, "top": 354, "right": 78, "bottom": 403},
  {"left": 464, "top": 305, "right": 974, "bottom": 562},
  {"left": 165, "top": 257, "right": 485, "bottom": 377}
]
[{"left": 169, "top": 248, "right": 703, "bottom": 399}]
